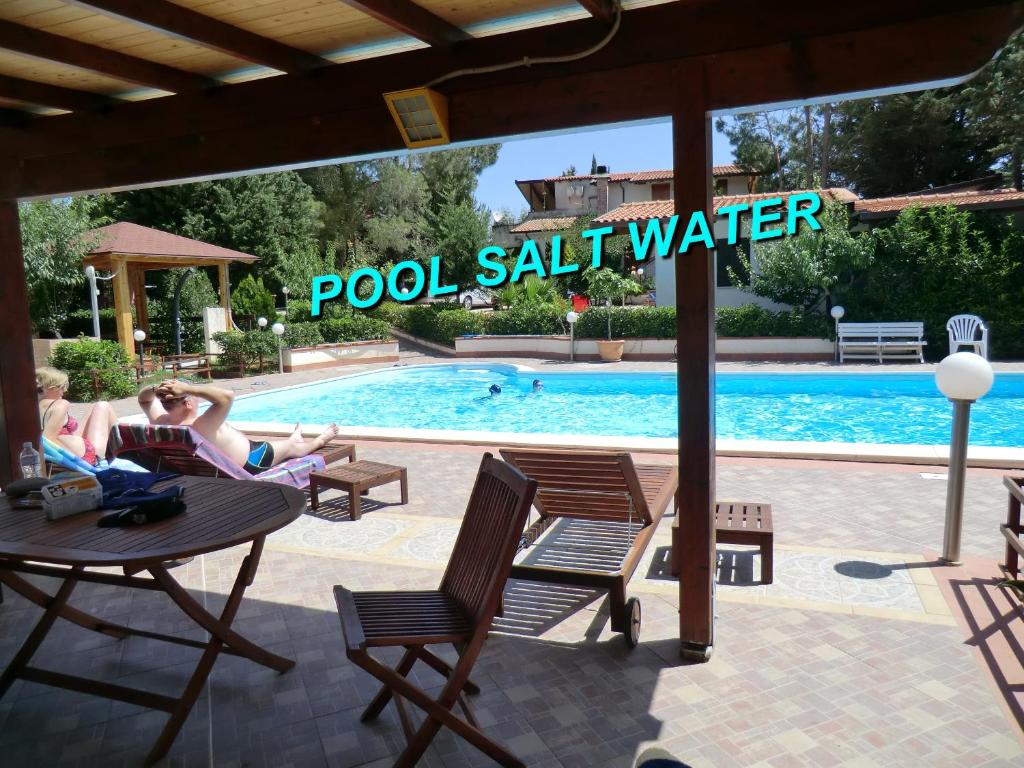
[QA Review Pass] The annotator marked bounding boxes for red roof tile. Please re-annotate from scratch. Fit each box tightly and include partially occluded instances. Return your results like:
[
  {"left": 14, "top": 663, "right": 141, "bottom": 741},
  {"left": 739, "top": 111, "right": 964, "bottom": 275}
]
[
  {"left": 84, "top": 222, "right": 258, "bottom": 262},
  {"left": 854, "top": 189, "right": 1024, "bottom": 216},
  {"left": 592, "top": 188, "right": 856, "bottom": 227},
  {"left": 509, "top": 215, "right": 579, "bottom": 234}
]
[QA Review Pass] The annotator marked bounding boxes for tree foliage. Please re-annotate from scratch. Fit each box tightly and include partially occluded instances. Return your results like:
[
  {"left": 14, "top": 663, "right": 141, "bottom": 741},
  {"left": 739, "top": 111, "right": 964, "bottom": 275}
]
[
  {"left": 230, "top": 274, "right": 276, "bottom": 323},
  {"left": 738, "top": 203, "right": 873, "bottom": 312},
  {"left": 20, "top": 198, "right": 103, "bottom": 336},
  {"left": 427, "top": 191, "right": 489, "bottom": 297}
]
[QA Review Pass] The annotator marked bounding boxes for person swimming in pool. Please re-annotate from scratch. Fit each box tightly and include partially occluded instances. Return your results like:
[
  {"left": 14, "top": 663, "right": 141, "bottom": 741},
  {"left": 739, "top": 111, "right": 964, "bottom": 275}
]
[
  {"left": 532, "top": 379, "right": 543, "bottom": 392},
  {"left": 138, "top": 380, "right": 339, "bottom": 474},
  {"left": 489, "top": 384, "right": 502, "bottom": 396}
]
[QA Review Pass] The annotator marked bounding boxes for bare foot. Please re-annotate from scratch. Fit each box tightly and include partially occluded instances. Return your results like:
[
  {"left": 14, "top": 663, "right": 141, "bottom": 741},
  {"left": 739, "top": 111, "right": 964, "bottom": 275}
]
[
  {"left": 311, "top": 423, "right": 339, "bottom": 450},
  {"left": 288, "top": 422, "right": 304, "bottom": 445}
]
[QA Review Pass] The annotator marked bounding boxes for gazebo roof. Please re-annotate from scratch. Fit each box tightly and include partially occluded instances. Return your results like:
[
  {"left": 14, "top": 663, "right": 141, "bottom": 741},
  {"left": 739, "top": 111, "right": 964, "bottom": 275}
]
[{"left": 83, "top": 222, "right": 258, "bottom": 269}]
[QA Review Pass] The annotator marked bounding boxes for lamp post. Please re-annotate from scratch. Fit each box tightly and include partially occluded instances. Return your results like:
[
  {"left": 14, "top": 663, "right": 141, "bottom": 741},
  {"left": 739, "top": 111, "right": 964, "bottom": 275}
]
[
  {"left": 830, "top": 305, "right": 845, "bottom": 363},
  {"left": 85, "top": 265, "right": 101, "bottom": 339},
  {"left": 257, "top": 316, "right": 268, "bottom": 330},
  {"left": 282, "top": 286, "right": 289, "bottom": 314},
  {"left": 935, "top": 352, "right": 994, "bottom": 565},
  {"left": 566, "top": 311, "right": 578, "bottom": 362},
  {"left": 272, "top": 322, "right": 285, "bottom": 374},
  {"left": 133, "top": 329, "right": 146, "bottom": 371}
]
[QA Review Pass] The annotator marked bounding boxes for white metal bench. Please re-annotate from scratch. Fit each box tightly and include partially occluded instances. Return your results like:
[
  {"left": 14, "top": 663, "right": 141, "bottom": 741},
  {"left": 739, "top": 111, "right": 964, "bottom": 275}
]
[{"left": 838, "top": 321, "right": 926, "bottom": 363}]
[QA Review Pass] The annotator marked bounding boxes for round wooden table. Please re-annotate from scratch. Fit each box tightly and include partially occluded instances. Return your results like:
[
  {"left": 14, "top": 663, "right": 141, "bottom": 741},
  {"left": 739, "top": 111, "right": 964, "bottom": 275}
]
[{"left": 0, "top": 475, "right": 306, "bottom": 765}]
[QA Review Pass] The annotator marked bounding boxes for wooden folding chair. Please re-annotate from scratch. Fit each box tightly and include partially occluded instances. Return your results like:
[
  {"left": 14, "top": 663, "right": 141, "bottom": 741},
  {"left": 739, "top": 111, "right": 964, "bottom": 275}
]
[{"left": 334, "top": 453, "right": 537, "bottom": 768}]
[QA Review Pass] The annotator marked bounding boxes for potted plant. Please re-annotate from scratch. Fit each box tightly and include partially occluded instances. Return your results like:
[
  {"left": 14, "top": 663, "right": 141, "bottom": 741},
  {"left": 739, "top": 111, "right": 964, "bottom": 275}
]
[{"left": 585, "top": 269, "right": 644, "bottom": 362}]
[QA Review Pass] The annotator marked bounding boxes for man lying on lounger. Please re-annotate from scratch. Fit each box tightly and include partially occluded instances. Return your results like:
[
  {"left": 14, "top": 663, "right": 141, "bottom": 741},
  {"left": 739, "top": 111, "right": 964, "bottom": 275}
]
[{"left": 139, "top": 380, "right": 339, "bottom": 474}]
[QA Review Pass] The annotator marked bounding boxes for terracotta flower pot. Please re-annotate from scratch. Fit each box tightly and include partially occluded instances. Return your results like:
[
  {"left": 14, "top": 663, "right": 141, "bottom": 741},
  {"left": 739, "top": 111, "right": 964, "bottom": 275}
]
[{"left": 596, "top": 339, "right": 625, "bottom": 362}]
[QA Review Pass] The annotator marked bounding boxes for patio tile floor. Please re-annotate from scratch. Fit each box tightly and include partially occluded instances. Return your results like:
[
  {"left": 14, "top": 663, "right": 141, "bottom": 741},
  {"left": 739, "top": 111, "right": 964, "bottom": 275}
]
[{"left": 1, "top": 438, "right": 1022, "bottom": 766}]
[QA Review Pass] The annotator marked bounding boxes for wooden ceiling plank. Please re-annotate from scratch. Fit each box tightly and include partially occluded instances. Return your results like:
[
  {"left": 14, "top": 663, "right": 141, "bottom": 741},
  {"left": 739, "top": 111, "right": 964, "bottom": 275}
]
[
  {"left": 340, "top": 0, "right": 471, "bottom": 47},
  {"left": 2, "top": 1, "right": 1019, "bottom": 201},
  {"left": 63, "top": 0, "right": 330, "bottom": 73},
  {"left": 0, "top": 18, "right": 217, "bottom": 92},
  {"left": 0, "top": 72, "right": 115, "bottom": 111},
  {"left": 576, "top": 0, "right": 616, "bottom": 23}
]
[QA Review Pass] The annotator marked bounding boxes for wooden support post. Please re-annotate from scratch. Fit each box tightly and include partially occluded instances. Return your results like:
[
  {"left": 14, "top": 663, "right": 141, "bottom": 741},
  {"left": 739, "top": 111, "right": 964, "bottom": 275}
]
[
  {"left": 217, "top": 264, "right": 231, "bottom": 325},
  {"left": 111, "top": 257, "right": 134, "bottom": 357},
  {"left": 672, "top": 62, "right": 716, "bottom": 661},
  {"left": 130, "top": 266, "right": 149, "bottom": 334},
  {"left": 0, "top": 199, "right": 38, "bottom": 485}
]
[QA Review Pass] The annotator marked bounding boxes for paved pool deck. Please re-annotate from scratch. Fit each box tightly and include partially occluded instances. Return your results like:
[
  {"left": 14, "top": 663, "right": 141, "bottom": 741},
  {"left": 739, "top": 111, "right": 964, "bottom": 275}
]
[{"left": 12, "top": 350, "right": 1024, "bottom": 766}]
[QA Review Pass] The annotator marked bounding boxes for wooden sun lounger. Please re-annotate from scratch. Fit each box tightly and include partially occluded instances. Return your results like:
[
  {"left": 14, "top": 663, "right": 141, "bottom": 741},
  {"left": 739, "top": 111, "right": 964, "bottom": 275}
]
[{"left": 499, "top": 448, "right": 678, "bottom": 647}]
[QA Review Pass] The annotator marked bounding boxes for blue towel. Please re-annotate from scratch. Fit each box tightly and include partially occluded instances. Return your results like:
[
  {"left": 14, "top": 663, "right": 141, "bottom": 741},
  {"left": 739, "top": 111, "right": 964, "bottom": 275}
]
[{"left": 95, "top": 468, "right": 180, "bottom": 509}]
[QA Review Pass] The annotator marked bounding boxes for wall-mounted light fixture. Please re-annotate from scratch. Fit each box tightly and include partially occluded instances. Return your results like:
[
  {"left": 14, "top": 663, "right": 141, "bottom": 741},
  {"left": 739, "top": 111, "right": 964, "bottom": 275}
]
[{"left": 383, "top": 87, "right": 449, "bottom": 149}]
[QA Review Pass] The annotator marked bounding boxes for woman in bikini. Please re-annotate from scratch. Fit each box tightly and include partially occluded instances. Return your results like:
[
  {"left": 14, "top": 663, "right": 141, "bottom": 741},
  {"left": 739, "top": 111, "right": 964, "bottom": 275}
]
[{"left": 37, "top": 366, "right": 119, "bottom": 467}]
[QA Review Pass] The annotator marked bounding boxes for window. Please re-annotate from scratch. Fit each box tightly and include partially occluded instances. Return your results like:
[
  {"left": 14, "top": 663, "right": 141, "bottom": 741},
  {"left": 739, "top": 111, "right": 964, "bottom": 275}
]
[
  {"left": 651, "top": 182, "right": 670, "bottom": 200},
  {"left": 714, "top": 178, "right": 728, "bottom": 196},
  {"left": 716, "top": 238, "right": 750, "bottom": 287}
]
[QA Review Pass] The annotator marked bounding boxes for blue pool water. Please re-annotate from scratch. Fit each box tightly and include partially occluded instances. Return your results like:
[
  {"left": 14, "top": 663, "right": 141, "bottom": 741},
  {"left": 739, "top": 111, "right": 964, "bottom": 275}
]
[{"left": 226, "top": 364, "right": 1024, "bottom": 447}]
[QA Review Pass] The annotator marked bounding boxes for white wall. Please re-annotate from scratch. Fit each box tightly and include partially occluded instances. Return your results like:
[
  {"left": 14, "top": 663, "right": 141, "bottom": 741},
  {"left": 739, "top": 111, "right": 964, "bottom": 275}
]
[{"left": 654, "top": 219, "right": 788, "bottom": 311}]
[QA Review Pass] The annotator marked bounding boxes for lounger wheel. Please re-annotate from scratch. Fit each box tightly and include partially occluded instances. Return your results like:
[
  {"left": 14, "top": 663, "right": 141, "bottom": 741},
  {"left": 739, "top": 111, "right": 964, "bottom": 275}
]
[{"left": 624, "top": 597, "right": 641, "bottom": 648}]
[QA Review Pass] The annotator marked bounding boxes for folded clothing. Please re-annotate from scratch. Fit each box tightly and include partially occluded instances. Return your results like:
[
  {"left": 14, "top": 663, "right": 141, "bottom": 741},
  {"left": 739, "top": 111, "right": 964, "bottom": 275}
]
[
  {"left": 97, "top": 486, "right": 186, "bottom": 527},
  {"left": 96, "top": 468, "right": 180, "bottom": 509}
]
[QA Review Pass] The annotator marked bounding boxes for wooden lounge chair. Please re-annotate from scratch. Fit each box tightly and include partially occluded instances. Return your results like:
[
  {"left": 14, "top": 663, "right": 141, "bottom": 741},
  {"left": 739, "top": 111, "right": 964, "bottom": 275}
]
[
  {"left": 499, "top": 447, "right": 678, "bottom": 647},
  {"left": 334, "top": 453, "right": 537, "bottom": 768},
  {"left": 108, "top": 423, "right": 353, "bottom": 489}
]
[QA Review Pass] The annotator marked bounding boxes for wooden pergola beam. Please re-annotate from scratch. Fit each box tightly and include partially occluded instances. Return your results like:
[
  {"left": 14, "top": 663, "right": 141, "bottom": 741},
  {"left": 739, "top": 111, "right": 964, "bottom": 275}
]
[
  {"left": 576, "top": 0, "right": 617, "bottom": 23},
  {"left": 64, "top": 0, "right": 330, "bottom": 74},
  {"left": 1, "top": 2, "right": 1019, "bottom": 199},
  {"left": 340, "top": 1, "right": 471, "bottom": 47},
  {"left": 0, "top": 73, "right": 117, "bottom": 113},
  {"left": 0, "top": 19, "right": 217, "bottom": 94},
  {"left": 0, "top": 0, "right": 1013, "bottom": 162}
]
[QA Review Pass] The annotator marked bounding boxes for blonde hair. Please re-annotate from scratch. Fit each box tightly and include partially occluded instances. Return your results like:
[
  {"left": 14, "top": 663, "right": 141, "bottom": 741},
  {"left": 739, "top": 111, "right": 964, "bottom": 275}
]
[{"left": 36, "top": 367, "right": 69, "bottom": 392}]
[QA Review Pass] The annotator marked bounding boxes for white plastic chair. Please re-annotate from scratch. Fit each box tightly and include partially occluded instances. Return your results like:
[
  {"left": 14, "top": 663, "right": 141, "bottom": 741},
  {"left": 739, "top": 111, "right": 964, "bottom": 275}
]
[{"left": 947, "top": 314, "right": 989, "bottom": 358}]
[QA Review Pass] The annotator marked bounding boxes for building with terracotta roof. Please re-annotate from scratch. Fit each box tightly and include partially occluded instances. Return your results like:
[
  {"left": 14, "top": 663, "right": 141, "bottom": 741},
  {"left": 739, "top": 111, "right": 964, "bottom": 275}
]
[{"left": 508, "top": 164, "right": 760, "bottom": 241}]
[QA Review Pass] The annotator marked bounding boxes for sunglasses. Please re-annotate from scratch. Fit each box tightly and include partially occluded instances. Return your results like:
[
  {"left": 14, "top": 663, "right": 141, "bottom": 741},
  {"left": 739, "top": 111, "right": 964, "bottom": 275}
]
[{"left": 159, "top": 396, "right": 187, "bottom": 408}]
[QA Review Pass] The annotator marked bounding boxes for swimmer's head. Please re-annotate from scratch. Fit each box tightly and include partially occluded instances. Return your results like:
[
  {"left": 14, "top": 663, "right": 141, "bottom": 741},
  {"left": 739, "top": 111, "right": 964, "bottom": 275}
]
[
  {"left": 532, "top": 379, "right": 542, "bottom": 390},
  {"left": 489, "top": 384, "right": 502, "bottom": 395}
]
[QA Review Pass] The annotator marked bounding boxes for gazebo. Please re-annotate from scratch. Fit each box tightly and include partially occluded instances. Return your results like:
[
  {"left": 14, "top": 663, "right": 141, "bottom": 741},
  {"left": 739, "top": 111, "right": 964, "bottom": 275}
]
[{"left": 82, "top": 222, "right": 258, "bottom": 356}]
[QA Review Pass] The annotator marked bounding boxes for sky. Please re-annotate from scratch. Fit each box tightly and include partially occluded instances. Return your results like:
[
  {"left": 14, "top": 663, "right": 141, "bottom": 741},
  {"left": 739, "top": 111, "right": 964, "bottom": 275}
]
[{"left": 474, "top": 119, "right": 736, "bottom": 216}]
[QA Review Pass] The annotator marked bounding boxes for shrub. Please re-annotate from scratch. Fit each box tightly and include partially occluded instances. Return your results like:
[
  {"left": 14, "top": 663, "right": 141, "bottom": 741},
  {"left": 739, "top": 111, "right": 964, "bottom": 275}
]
[
  {"left": 318, "top": 314, "right": 392, "bottom": 343},
  {"left": 48, "top": 337, "right": 136, "bottom": 401},
  {"left": 282, "top": 322, "right": 324, "bottom": 348},
  {"left": 485, "top": 304, "right": 566, "bottom": 336},
  {"left": 368, "top": 301, "right": 407, "bottom": 326},
  {"left": 395, "top": 305, "right": 482, "bottom": 346},
  {"left": 58, "top": 308, "right": 118, "bottom": 339},
  {"left": 212, "top": 329, "right": 279, "bottom": 371},
  {"left": 231, "top": 274, "right": 276, "bottom": 324},
  {"left": 715, "top": 305, "right": 828, "bottom": 338},
  {"left": 574, "top": 306, "right": 677, "bottom": 339}
]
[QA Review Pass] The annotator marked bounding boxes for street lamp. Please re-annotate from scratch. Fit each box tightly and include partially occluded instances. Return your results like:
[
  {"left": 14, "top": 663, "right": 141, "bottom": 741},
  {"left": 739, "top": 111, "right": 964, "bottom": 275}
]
[
  {"left": 84, "top": 265, "right": 100, "bottom": 339},
  {"left": 133, "top": 329, "right": 147, "bottom": 370},
  {"left": 257, "top": 316, "right": 268, "bottom": 329},
  {"left": 282, "top": 286, "right": 289, "bottom": 313},
  {"left": 830, "top": 305, "right": 845, "bottom": 363},
  {"left": 935, "top": 352, "right": 994, "bottom": 565},
  {"left": 272, "top": 322, "right": 285, "bottom": 374},
  {"left": 566, "top": 311, "right": 579, "bottom": 362}
]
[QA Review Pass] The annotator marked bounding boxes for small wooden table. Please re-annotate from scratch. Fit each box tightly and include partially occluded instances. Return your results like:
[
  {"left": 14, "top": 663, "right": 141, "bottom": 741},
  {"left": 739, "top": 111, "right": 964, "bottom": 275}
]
[
  {"left": 310, "top": 460, "right": 408, "bottom": 520},
  {"left": 672, "top": 500, "right": 774, "bottom": 583},
  {"left": 0, "top": 475, "right": 306, "bottom": 765}
]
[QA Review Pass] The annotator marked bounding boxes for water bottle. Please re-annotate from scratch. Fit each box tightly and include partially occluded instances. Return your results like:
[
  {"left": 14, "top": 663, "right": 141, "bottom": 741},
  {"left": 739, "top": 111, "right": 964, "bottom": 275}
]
[{"left": 20, "top": 442, "right": 41, "bottom": 479}]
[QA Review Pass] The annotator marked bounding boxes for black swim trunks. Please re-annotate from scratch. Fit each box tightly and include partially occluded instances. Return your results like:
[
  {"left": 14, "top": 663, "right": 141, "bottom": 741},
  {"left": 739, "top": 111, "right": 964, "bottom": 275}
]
[{"left": 242, "top": 440, "right": 275, "bottom": 474}]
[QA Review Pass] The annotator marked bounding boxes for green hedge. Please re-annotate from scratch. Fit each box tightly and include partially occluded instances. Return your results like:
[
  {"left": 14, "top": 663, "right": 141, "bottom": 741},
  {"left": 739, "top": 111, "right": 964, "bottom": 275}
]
[
  {"left": 212, "top": 330, "right": 279, "bottom": 371},
  {"left": 484, "top": 304, "right": 565, "bottom": 336},
  {"left": 715, "top": 305, "right": 828, "bottom": 338},
  {"left": 58, "top": 308, "right": 118, "bottom": 339},
  {"left": 282, "top": 322, "right": 324, "bottom": 348},
  {"left": 574, "top": 307, "right": 677, "bottom": 339},
  {"left": 48, "top": 337, "right": 136, "bottom": 401},
  {"left": 319, "top": 315, "right": 392, "bottom": 343}
]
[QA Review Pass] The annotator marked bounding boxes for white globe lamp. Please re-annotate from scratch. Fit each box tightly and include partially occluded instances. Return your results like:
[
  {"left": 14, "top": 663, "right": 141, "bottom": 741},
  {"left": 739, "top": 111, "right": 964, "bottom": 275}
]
[
  {"left": 830, "top": 305, "right": 845, "bottom": 363},
  {"left": 935, "top": 352, "right": 994, "bottom": 565},
  {"left": 257, "top": 316, "right": 268, "bottom": 329},
  {"left": 271, "top": 323, "right": 285, "bottom": 374},
  {"left": 566, "top": 311, "right": 579, "bottom": 362}
]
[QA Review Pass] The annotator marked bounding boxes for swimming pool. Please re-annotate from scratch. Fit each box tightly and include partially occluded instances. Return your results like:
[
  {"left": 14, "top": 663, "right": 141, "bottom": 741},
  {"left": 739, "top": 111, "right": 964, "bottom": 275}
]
[{"left": 226, "top": 364, "right": 1024, "bottom": 448}]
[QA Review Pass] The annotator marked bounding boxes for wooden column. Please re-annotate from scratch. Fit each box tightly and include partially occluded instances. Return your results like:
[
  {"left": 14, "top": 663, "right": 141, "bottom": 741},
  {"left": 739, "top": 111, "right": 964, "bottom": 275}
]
[
  {"left": 0, "top": 199, "right": 39, "bottom": 484},
  {"left": 111, "top": 257, "right": 134, "bottom": 356},
  {"left": 217, "top": 262, "right": 230, "bottom": 311},
  {"left": 129, "top": 266, "right": 149, "bottom": 333},
  {"left": 673, "top": 62, "right": 716, "bottom": 661}
]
